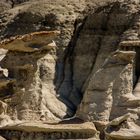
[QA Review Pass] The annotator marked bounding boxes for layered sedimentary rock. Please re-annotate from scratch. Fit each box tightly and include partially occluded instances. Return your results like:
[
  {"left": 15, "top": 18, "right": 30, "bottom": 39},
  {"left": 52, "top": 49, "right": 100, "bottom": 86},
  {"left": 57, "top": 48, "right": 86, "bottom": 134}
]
[
  {"left": 1, "top": 0, "right": 140, "bottom": 140},
  {"left": 0, "top": 31, "right": 68, "bottom": 121},
  {"left": 77, "top": 50, "right": 135, "bottom": 121},
  {"left": 0, "top": 122, "right": 97, "bottom": 139},
  {"left": 105, "top": 113, "right": 140, "bottom": 140},
  {"left": 0, "top": 30, "right": 99, "bottom": 139}
]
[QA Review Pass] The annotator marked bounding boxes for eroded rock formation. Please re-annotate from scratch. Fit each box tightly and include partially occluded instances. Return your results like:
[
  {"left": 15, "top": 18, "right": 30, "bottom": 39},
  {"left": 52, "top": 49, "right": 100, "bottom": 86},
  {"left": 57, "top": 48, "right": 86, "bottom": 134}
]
[
  {"left": 1, "top": 0, "right": 140, "bottom": 140},
  {"left": 0, "top": 31, "right": 68, "bottom": 121}
]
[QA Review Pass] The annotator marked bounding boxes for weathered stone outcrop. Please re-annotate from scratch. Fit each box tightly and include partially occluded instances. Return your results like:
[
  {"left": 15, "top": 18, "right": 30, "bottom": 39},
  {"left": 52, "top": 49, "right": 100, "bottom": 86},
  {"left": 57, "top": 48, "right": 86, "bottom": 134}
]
[
  {"left": 1, "top": 0, "right": 140, "bottom": 140},
  {"left": 0, "top": 31, "right": 69, "bottom": 122},
  {"left": 0, "top": 121, "right": 98, "bottom": 140},
  {"left": 0, "top": 31, "right": 60, "bottom": 52},
  {"left": 105, "top": 113, "right": 140, "bottom": 140},
  {"left": 77, "top": 50, "right": 135, "bottom": 122}
]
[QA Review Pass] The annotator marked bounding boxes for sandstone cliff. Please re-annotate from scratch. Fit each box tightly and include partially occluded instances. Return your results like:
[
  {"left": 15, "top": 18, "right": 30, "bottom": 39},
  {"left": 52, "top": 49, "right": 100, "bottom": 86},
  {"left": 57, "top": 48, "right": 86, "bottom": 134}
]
[{"left": 0, "top": 0, "right": 140, "bottom": 140}]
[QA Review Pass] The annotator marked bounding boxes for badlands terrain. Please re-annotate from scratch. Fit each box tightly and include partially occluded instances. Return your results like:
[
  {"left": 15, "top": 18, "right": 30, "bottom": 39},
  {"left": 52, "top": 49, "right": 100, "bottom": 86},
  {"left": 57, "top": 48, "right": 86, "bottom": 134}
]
[{"left": 0, "top": 0, "right": 140, "bottom": 139}]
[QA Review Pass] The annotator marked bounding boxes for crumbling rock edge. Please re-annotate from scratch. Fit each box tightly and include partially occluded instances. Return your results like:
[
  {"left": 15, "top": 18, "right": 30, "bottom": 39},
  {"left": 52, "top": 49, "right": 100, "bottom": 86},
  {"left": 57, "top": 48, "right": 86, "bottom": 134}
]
[
  {"left": 0, "top": 31, "right": 60, "bottom": 52},
  {"left": 0, "top": 121, "right": 98, "bottom": 139},
  {"left": 105, "top": 113, "right": 140, "bottom": 140}
]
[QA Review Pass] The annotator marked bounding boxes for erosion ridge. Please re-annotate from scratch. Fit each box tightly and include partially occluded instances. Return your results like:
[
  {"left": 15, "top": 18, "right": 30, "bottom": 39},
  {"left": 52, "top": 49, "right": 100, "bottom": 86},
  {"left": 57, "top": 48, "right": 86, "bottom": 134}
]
[{"left": 0, "top": 0, "right": 140, "bottom": 140}]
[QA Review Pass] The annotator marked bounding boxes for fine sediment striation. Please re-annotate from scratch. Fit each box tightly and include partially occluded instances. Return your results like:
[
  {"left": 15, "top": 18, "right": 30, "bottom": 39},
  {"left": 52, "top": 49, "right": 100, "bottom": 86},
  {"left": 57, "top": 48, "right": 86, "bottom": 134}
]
[{"left": 1, "top": 0, "right": 140, "bottom": 140}]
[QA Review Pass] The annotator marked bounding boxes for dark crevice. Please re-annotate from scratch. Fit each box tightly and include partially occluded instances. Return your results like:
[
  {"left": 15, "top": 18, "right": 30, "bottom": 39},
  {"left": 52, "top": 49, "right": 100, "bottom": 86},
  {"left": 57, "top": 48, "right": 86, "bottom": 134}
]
[
  {"left": 134, "top": 48, "right": 140, "bottom": 88},
  {"left": 59, "top": 2, "right": 116, "bottom": 116},
  {"left": 67, "top": 17, "right": 88, "bottom": 97},
  {"left": 56, "top": 16, "right": 88, "bottom": 93},
  {"left": 55, "top": 16, "right": 88, "bottom": 118},
  {"left": 68, "top": 13, "right": 110, "bottom": 99},
  {"left": 82, "top": 2, "right": 118, "bottom": 93}
]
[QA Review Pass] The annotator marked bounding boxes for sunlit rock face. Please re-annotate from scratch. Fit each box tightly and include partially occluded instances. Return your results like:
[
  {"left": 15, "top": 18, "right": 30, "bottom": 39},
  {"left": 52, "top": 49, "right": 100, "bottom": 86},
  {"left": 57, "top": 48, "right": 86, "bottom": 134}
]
[
  {"left": 0, "top": 31, "right": 99, "bottom": 140},
  {"left": 0, "top": 31, "right": 68, "bottom": 121},
  {"left": 1, "top": 0, "right": 140, "bottom": 140}
]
